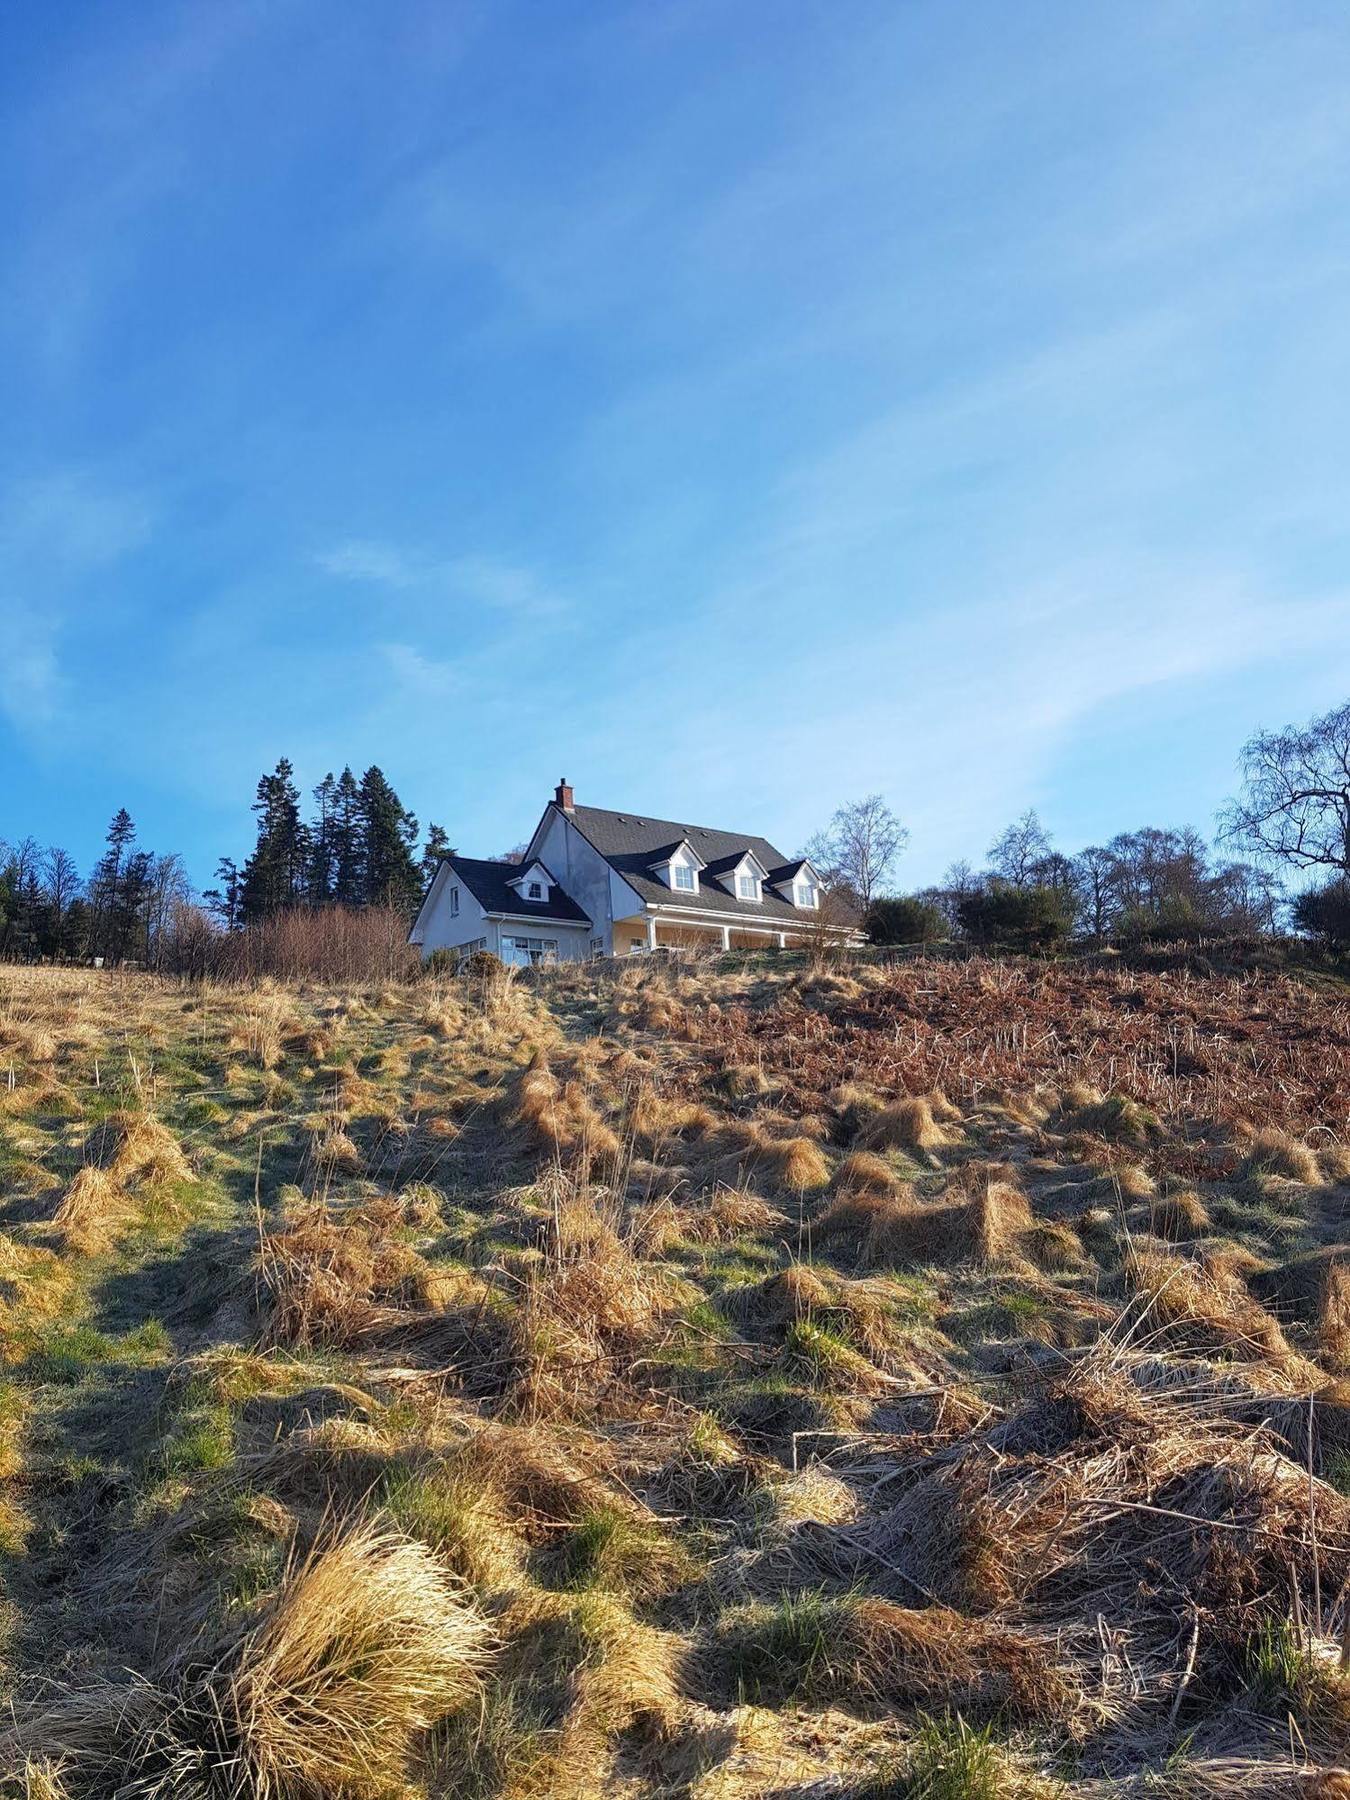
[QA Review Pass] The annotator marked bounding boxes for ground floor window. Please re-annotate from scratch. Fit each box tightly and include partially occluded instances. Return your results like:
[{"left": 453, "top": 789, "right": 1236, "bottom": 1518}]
[
  {"left": 502, "top": 935, "right": 559, "bottom": 967},
  {"left": 450, "top": 938, "right": 486, "bottom": 968}
]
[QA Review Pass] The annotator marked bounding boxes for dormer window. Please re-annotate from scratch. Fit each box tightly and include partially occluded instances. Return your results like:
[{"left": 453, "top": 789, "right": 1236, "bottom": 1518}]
[
  {"left": 737, "top": 873, "right": 760, "bottom": 901},
  {"left": 795, "top": 881, "right": 817, "bottom": 909},
  {"left": 507, "top": 861, "right": 556, "bottom": 907},
  {"left": 673, "top": 864, "right": 696, "bottom": 891}
]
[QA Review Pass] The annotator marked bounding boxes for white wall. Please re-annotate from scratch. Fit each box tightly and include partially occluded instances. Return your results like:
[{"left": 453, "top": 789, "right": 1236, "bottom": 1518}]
[
  {"left": 413, "top": 865, "right": 493, "bottom": 959},
  {"left": 526, "top": 806, "right": 644, "bottom": 953}
]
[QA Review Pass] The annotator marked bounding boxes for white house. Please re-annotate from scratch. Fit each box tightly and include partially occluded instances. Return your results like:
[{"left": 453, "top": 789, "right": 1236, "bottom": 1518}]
[{"left": 409, "top": 780, "right": 856, "bottom": 966}]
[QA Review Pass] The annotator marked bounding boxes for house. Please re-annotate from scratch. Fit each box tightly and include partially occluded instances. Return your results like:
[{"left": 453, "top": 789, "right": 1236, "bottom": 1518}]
[{"left": 409, "top": 780, "right": 857, "bottom": 967}]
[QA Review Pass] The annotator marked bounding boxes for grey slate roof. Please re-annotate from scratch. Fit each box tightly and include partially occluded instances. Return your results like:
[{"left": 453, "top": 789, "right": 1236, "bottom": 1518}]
[
  {"left": 566, "top": 804, "right": 816, "bottom": 922},
  {"left": 446, "top": 855, "right": 591, "bottom": 925}
]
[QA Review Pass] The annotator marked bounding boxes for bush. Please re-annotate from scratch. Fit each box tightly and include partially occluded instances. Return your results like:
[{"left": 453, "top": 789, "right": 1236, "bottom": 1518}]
[
  {"left": 955, "top": 882, "right": 1073, "bottom": 953},
  {"left": 1293, "top": 879, "right": 1350, "bottom": 949},
  {"left": 1113, "top": 896, "right": 1209, "bottom": 945},
  {"left": 866, "top": 896, "right": 946, "bottom": 946}
]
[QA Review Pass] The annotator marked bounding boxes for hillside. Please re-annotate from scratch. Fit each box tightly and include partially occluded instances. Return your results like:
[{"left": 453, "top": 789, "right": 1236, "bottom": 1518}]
[{"left": 0, "top": 953, "right": 1348, "bottom": 1798}]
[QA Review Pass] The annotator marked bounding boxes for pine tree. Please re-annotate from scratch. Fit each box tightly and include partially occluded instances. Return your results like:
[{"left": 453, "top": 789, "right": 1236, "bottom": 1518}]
[
  {"left": 357, "top": 766, "right": 421, "bottom": 912},
  {"left": 204, "top": 857, "right": 242, "bottom": 930},
  {"left": 331, "top": 767, "right": 364, "bottom": 908},
  {"left": 420, "top": 823, "right": 453, "bottom": 890},
  {"left": 88, "top": 810, "right": 138, "bottom": 964},
  {"left": 307, "top": 772, "right": 339, "bottom": 906},
  {"left": 239, "top": 760, "right": 309, "bottom": 922}
]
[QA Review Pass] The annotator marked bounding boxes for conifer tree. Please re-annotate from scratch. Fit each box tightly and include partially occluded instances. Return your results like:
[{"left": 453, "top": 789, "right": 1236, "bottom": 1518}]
[
  {"left": 239, "top": 759, "right": 309, "bottom": 922},
  {"left": 420, "top": 823, "right": 453, "bottom": 889},
  {"left": 88, "top": 809, "right": 138, "bottom": 963},
  {"left": 331, "top": 767, "right": 364, "bottom": 908},
  {"left": 307, "top": 772, "right": 339, "bottom": 905},
  {"left": 357, "top": 765, "right": 421, "bottom": 912}
]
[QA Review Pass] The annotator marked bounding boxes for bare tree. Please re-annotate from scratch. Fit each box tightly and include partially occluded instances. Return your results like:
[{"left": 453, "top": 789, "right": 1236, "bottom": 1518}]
[
  {"left": 1220, "top": 700, "right": 1350, "bottom": 879},
  {"left": 805, "top": 795, "right": 908, "bottom": 910},
  {"left": 987, "top": 810, "right": 1053, "bottom": 886},
  {"left": 1072, "top": 845, "right": 1117, "bottom": 943}
]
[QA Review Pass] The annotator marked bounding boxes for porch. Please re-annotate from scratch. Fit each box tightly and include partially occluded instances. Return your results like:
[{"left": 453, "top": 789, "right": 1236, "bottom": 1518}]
[{"left": 611, "top": 911, "right": 809, "bottom": 956}]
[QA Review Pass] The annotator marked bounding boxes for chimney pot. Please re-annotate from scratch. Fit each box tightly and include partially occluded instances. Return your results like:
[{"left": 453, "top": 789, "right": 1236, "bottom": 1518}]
[{"left": 555, "top": 778, "right": 575, "bottom": 813}]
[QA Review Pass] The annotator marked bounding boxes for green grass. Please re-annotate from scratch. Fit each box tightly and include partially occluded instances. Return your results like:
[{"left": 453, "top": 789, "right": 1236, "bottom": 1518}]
[
  {"left": 721, "top": 1588, "right": 849, "bottom": 1701},
  {"left": 26, "top": 1318, "right": 170, "bottom": 1385},
  {"left": 865, "top": 1715, "right": 1007, "bottom": 1800}
]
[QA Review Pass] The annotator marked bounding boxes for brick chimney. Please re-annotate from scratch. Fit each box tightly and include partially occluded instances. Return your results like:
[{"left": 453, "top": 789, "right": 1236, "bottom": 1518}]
[{"left": 554, "top": 777, "right": 575, "bottom": 813}]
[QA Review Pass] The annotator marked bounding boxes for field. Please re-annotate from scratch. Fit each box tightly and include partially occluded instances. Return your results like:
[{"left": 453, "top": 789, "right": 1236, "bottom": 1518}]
[{"left": 0, "top": 951, "right": 1348, "bottom": 1798}]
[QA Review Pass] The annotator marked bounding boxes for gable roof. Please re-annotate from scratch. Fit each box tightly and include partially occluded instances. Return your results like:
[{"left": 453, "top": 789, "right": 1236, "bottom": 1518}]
[
  {"left": 564, "top": 804, "right": 816, "bottom": 921},
  {"left": 445, "top": 855, "right": 591, "bottom": 924}
]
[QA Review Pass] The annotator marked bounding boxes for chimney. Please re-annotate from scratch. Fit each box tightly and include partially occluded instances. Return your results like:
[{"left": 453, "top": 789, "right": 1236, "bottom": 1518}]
[{"left": 554, "top": 777, "right": 575, "bottom": 813}]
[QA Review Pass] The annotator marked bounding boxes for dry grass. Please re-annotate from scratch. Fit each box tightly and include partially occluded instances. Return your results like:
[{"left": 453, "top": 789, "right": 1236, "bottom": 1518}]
[
  {"left": 858, "top": 1095, "right": 951, "bottom": 1154},
  {"left": 6, "top": 954, "right": 1350, "bottom": 1798}
]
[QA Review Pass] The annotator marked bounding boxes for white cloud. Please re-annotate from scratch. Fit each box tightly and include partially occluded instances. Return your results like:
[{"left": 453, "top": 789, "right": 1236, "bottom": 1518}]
[
  {"left": 0, "top": 470, "right": 154, "bottom": 570},
  {"left": 315, "top": 540, "right": 566, "bottom": 621},
  {"left": 378, "top": 641, "right": 462, "bottom": 700},
  {"left": 0, "top": 602, "right": 64, "bottom": 731}
]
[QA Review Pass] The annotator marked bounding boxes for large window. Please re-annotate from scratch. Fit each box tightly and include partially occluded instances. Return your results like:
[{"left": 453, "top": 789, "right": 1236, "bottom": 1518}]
[
  {"left": 502, "top": 935, "right": 559, "bottom": 967},
  {"left": 673, "top": 864, "right": 696, "bottom": 890}
]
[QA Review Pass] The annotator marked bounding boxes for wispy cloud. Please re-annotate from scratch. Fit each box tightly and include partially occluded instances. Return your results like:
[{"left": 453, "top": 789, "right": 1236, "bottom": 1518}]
[{"left": 316, "top": 540, "right": 566, "bottom": 620}]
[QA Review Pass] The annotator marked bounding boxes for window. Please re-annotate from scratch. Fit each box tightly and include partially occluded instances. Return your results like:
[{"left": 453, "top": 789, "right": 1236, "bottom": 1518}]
[
  {"left": 502, "top": 935, "right": 559, "bottom": 967},
  {"left": 449, "top": 886, "right": 459, "bottom": 917},
  {"left": 737, "top": 874, "right": 759, "bottom": 900},
  {"left": 673, "top": 864, "right": 696, "bottom": 891},
  {"left": 796, "top": 882, "right": 817, "bottom": 908},
  {"left": 589, "top": 936, "right": 605, "bottom": 957},
  {"left": 527, "top": 881, "right": 543, "bottom": 899}
]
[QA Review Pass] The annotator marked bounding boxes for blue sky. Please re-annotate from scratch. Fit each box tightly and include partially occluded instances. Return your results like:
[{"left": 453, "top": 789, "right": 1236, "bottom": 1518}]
[{"left": 4, "top": 0, "right": 1350, "bottom": 889}]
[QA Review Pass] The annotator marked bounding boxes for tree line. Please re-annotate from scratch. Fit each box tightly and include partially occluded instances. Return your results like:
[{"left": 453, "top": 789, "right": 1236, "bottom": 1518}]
[
  {"left": 806, "top": 698, "right": 1350, "bottom": 953},
  {"left": 0, "top": 810, "right": 192, "bottom": 967},
  {"left": 207, "top": 760, "right": 451, "bottom": 928},
  {"left": 3, "top": 699, "right": 1348, "bottom": 967}
]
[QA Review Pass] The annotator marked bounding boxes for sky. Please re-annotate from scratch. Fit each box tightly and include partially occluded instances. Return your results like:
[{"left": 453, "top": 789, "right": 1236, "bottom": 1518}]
[{"left": 4, "top": 0, "right": 1350, "bottom": 891}]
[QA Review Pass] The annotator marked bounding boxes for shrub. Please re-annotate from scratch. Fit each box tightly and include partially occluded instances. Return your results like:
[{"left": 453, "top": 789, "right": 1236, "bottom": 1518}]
[
  {"left": 1293, "top": 879, "right": 1350, "bottom": 949},
  {"left": 955, "top": 883, "right": 1073, "bottom": 953},
  {"left": 866, "top": 896, "right": 946, "bottom": 946}
]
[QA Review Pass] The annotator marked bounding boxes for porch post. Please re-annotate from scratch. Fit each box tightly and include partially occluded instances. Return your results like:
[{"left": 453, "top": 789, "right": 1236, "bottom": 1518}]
[
  {"left": 777, "top": 932, "right": 788, "bottom": 948},
  {"left": 720, "top": 925, "right": 731, "bottom": 951},
  {"left": 646, "top": 914, "right": 658, "bottom": 951}
]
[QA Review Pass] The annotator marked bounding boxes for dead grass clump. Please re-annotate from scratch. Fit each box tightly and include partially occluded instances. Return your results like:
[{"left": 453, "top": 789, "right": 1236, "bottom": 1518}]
[
  {"left": 858, "top": 1095, "right": 950, "bottom": 1155},
  {"left": 257, "top": 1201, "right": 424, "bottom": 1348},
  {"left": 231, "top": 1518, "right": 490, "bottom": 1796},
  {"left": 696, "top": 1187, "right": 789, "bottom": 1241},
  {"left": 1242, "top": 1126, "right": 1322, "bottom": 1185},
  {"left": 1317, "top": 1262, "right": 1350, "bottom": 1372},
  {"left": 1150, "top": 1188, "right": 1212, "bottom": 1242},
  {"left": 514, "top": 1056, "right": 623, "bottom": 1165},
  {"left": 1022, "top": 1218, "right": 1087, "bottom": 1272},
  {"left": 857, "top": 1453, "right": 1022, "bottom": 1612},
  {"left": 19, "top": 1519, "right": 490, "bottom": 1799},
  {"left": 1125, "top": 1245, "right": 1304, "bottom": 1372},
  {"left": 816, "top": 1187, "right": 964, "bottom": 1269},
  {"left": 743, "top": 1132, "right": 831, "bottom": 1195},
  {"left": 505, "top": 1188, "right": 679, "bottom": 1417},
  {"left": 1069, "top": 1091, "right": 1162, "bottom": 1147},
  {"left": 967, "top": 1179, "right": 1034, "bottom": 1266},
  {"left": 713, "top": 1592, "right": 1068, "bottom": 1722},
  {"left": 51, "top": 1110, "right": 191, "bottom": 1253},
  {"left": 830, "top": 1151, "right": 901, "bottom": 1197}
]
